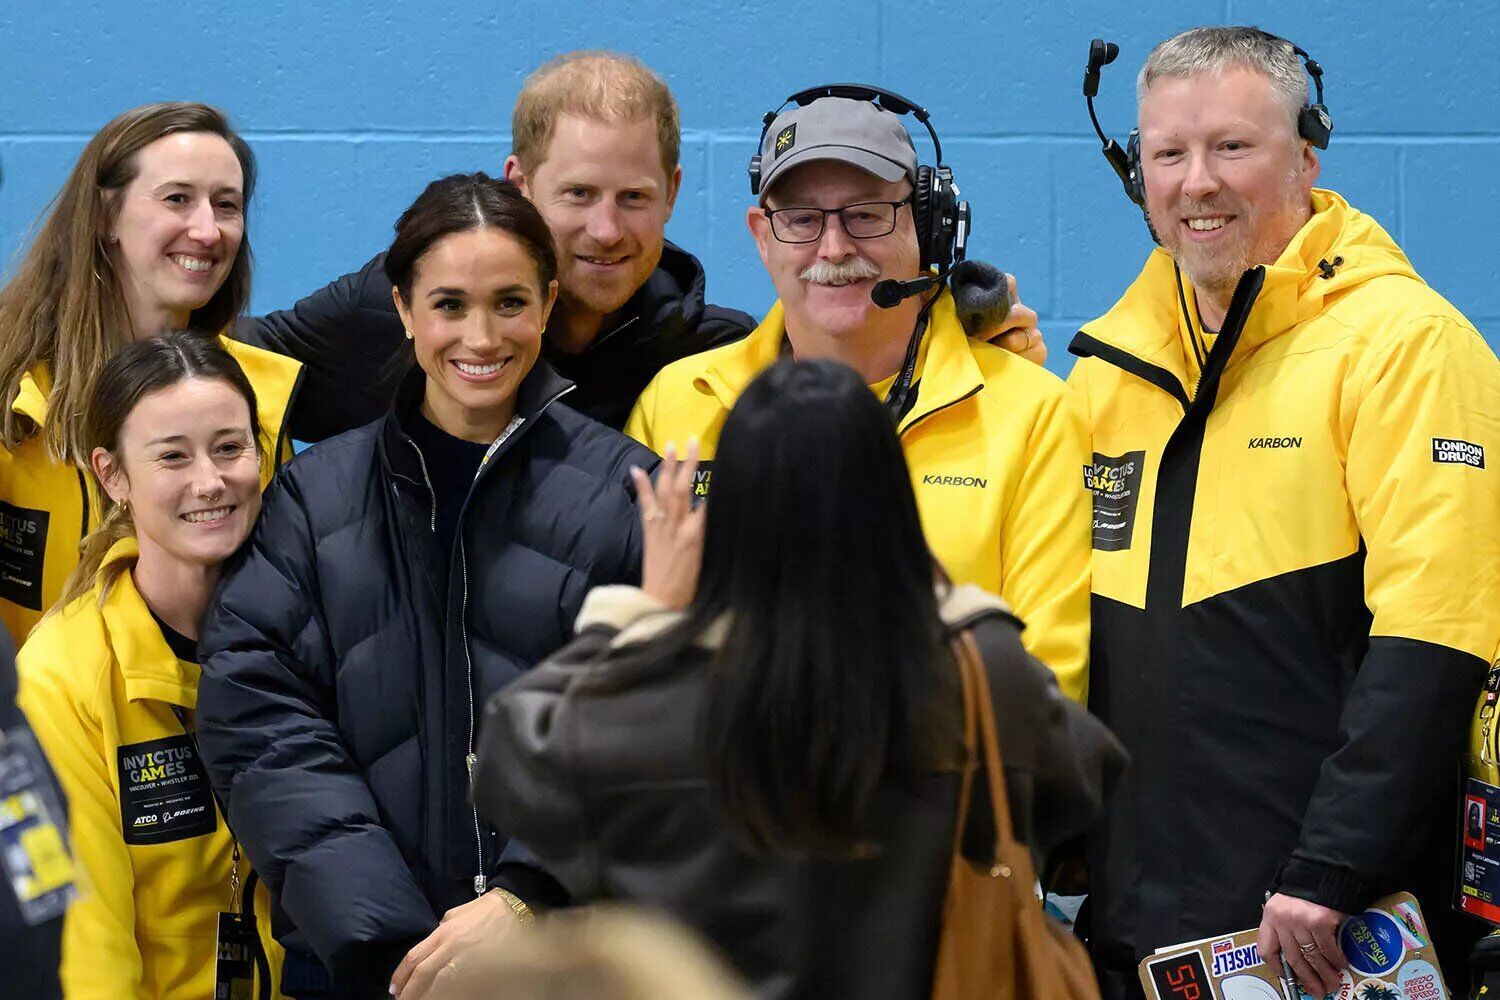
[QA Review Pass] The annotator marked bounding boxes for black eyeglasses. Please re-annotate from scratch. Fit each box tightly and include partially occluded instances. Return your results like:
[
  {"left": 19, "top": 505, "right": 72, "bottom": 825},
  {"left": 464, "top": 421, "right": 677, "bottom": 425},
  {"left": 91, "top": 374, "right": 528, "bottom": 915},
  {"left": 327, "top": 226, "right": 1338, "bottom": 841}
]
[{"left": 763, "top": 197, "right": 912, "bottom": 244}]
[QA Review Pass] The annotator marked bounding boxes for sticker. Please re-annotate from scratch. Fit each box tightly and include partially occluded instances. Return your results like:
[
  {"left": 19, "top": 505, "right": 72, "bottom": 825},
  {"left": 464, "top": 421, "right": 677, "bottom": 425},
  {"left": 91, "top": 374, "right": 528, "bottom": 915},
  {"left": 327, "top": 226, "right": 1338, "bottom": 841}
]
[
  {"left": 1351, "top": 980, "right": 1399, "bottom": 1000},
  {"left": 1145, "top": 951, "right": 1212, "bottom": 1000},
  {"left": 117, "top": 733, "right": 217, "bottom": 846},
  {"left": 773, "top": 123, "right": 796, "bottom": 158},
  {"left": 1392, "top": 902, "right": 1430, "bottom": 949},
  {"left": 1084, "top": 450, "right": 1145, "bottom": 551},
  {"left": 1211, "top": 938, "right": 1264, "bottom": 977},
  {"left": 1298, "top": 968, "right": 1354, "bottom": 1000},
  {"left": 1220, "top": 974, "right": 1280, "bottom": 1000},
  {"left": 0, "top": 500, "right": 49, "bottom": 611},
  {"left": 0, "top": 727, "right": 75, "bottom": 924},
  {"left": 1396, "top": 960, "right": 1443, "bottom": 1000},
  {"left": 1340, "top": 911, "right": 1405, "bottom": 977},
  {"left": 1431, "top": 438, "right": 1484, "bottom": 469}
]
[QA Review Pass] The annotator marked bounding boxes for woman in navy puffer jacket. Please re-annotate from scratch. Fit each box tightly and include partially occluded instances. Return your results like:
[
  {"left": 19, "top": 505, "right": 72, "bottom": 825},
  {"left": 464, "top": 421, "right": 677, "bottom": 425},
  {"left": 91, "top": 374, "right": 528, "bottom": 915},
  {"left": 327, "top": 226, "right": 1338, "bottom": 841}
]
[{"left": 196, "top": 173, "right": 656, "bottom": 999}]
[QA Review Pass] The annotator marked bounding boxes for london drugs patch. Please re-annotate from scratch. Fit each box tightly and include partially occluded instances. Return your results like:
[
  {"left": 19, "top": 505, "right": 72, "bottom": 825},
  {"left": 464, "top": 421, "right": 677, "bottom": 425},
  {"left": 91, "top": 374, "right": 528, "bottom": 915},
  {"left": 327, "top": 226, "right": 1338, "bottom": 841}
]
[
  {"left": 117, "top": 734, "right": 217, "bottom": 845},
  {"left": 1084, "top": 451, "right": 1145, "bottom": 552},
  {"left": 1432, "top": 438, "right": 1485, "bottom": 469},
  {"left": 0, "top": 500, "right": 49, "bottom": 611}
]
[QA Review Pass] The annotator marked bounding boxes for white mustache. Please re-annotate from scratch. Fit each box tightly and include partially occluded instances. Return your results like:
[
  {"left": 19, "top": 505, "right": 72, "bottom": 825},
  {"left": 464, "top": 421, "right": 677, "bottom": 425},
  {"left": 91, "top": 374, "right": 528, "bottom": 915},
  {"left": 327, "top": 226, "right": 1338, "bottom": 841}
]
[{"left": 800, "top": 258, "right": 881, "bottom": 285}]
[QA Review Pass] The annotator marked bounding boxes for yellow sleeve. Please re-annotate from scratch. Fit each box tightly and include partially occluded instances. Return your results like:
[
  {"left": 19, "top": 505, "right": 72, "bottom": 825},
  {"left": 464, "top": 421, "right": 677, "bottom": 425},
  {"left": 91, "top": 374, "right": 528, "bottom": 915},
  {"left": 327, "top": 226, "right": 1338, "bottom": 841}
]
[
  {"left": 623, "top": 377, "right": 658, "bottom": 451},
  {"left": 998, "top": 386, "right": 1093, "bottom": 703},
  {"left": 16, "top": 649, "right": 144, "bottom": 999},
  {"left": 1346, "top": 317, "right": 1500, "bottom": 658}
]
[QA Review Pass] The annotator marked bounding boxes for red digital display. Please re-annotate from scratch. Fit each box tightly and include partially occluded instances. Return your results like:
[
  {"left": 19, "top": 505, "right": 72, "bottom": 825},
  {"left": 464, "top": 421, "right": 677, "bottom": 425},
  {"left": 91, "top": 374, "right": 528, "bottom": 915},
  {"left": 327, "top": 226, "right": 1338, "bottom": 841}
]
[{"left": 1146, "top": 952, "right": 1210, "bottom": 1000}]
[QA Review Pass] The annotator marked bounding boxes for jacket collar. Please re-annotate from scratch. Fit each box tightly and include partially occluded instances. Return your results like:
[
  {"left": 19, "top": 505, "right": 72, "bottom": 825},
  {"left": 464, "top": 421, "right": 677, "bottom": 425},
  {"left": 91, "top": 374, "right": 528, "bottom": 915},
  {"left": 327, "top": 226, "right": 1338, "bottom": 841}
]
[
  {"left": 94, "top": 537, "right": 201, "bottom": 708},
  {"left": 13, "top": 365, "right": 50, "bottom": 425},
  {"left": 378, "top": 358, "right": 575, "bottom": 485},
  {"left": 576, "top": 583, "right": 1012, "bottom": 651},
  {"left": 696, "top": 289, "right": 985, "bottom": 431},
  {"left": 1076, "top": 188, "right": 1417, "bottom": 381}
]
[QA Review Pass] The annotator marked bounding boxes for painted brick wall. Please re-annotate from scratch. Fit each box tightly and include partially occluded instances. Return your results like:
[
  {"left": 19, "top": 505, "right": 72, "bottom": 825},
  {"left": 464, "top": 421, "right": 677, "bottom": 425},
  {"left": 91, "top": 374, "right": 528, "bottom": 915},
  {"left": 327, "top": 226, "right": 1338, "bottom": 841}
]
[{"left": 2, "top": 1, "right": 1496, "bottom": 375}]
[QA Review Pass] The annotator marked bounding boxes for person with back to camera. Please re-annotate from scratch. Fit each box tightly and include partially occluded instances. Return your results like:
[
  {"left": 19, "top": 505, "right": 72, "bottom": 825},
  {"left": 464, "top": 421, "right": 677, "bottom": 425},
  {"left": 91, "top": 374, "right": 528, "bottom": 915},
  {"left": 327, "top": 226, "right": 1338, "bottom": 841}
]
[
  {"left": 0, "top": 102, "right": 302, "bottom": 644},
  {"left": 16, "top": 333, "right": 284, "bottom": 998},
  {"left": 194, "top": 173, "right": 657, "bottom": 999},
  {"left": 473, "top": 357, "right": 1127, "bottom": 999}
]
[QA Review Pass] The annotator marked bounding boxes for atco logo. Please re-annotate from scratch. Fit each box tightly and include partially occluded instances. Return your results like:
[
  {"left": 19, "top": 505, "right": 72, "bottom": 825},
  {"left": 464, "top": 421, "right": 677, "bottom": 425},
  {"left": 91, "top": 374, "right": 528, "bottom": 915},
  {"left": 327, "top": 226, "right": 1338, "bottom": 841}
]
[{"left": 132, "top": 814, "right": 158, "bottom": 828}]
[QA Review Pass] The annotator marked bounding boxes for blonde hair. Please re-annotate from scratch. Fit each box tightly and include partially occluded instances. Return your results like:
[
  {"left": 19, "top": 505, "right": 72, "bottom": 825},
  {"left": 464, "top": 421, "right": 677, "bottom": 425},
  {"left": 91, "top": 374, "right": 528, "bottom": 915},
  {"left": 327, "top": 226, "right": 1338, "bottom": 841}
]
[
  {"left": 0, "top": 102, "right": 255, "bottom": 468},
  {"left": 424, "top": 905, "right": 746, "bottom": 1000},
  {"left": 511, "top": 52, "right": 680, "bottom": 176}
]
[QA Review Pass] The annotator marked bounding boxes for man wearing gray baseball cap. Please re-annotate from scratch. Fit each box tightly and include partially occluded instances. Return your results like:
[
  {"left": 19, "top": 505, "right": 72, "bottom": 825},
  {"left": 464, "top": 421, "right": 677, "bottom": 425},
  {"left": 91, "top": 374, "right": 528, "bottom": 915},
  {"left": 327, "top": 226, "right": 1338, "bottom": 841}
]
[{"left": 624, "top": 86, "right": 1096, "bottom": 701}]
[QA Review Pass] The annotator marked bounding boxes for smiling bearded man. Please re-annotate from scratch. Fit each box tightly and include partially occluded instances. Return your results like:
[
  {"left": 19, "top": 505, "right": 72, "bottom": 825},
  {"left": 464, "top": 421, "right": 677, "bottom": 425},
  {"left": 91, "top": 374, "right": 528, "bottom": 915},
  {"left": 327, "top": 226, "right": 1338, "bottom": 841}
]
[
  {"left": 1067, "top": 26, "right": 1500, "bottom": 999},
  {"left": 627, "top": 90, "right": 1094, "bottom": 703}
]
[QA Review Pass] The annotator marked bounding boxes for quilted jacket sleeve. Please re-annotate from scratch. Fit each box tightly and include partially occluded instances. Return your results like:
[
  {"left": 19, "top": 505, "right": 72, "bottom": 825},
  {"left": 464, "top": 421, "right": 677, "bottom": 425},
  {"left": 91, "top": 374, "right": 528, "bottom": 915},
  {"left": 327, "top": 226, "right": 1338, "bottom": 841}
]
[
  {"left": 197, "top": 469, "right": 437, "bottom": 985},
  {"left": 233, "top": 252, "right": 407, "bottom": 443}
]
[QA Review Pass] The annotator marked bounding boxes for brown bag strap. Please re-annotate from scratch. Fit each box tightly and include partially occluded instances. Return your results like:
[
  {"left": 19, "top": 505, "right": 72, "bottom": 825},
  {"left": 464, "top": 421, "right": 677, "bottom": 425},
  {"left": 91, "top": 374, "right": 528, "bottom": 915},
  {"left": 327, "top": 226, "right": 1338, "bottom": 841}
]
[{"left": 950, "top": 628, "right": 1019, "bottom": 867}]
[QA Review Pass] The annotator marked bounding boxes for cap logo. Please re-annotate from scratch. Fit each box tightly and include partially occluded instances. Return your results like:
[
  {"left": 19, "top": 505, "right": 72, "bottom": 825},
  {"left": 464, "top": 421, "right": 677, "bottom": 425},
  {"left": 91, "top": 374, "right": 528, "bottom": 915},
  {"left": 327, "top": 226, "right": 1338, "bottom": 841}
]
[{"left": 774, "top": 124, "right": 796, "bottom": 158}]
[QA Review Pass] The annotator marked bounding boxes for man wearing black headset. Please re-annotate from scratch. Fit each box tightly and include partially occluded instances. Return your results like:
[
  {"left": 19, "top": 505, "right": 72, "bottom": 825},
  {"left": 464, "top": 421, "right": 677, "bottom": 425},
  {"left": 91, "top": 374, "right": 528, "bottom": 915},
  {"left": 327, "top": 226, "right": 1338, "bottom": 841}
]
[
  {"left": 1071, "top": 26, "right": 1500, "bottom": 998},
  {"left": 626, "top": 88, "right": 1094, "bottom": 703}
]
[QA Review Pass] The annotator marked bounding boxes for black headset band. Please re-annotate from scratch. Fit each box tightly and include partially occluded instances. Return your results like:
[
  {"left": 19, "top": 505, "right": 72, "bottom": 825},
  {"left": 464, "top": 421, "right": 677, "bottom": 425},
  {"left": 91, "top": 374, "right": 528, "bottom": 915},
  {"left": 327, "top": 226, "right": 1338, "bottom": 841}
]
[{"left": 757, "top": 83, "right": 945, "bottom": 166}]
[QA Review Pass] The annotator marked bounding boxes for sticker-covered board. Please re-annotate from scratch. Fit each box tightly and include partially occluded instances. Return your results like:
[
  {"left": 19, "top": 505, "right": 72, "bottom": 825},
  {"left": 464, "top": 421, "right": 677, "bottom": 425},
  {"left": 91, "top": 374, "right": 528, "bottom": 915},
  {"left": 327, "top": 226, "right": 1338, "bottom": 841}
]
[{"left": 1138, "top": 892, "right": 1446, "bottom": 1000}]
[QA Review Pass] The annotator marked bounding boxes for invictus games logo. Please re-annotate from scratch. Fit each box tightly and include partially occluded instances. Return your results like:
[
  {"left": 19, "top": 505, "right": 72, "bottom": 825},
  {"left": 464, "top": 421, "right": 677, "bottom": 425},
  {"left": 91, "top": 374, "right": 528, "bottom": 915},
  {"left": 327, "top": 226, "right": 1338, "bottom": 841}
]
[
  {"left": 774, "top": 124, "right": 796, "bottom": 158},
  {"left": 1085, "top": 450, "right": 1145, "bottom": 552},
  {"left": 1433, "top": 437, "right": 1485, "bottom": 468}
]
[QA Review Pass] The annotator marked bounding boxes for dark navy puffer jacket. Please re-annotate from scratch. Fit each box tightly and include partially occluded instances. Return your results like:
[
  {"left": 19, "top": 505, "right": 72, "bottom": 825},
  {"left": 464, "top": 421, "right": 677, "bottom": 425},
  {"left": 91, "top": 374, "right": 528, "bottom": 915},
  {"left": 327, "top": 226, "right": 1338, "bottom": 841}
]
[{"left": 196, "top": 363, "right": 655, "bottom": 989}]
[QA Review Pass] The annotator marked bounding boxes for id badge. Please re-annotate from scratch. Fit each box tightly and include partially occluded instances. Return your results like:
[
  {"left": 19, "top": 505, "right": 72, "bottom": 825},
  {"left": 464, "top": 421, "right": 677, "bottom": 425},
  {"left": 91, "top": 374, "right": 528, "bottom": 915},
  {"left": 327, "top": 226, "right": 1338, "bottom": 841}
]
[
  {"left": 215, "top": 909, "right": 259, "bottom": 1000},
  {"left": 0, "top": 725, "right": 75, "bottom": 925},
  {"left": 1458, "top": 777, "right": 1500, "bottom": 925}
]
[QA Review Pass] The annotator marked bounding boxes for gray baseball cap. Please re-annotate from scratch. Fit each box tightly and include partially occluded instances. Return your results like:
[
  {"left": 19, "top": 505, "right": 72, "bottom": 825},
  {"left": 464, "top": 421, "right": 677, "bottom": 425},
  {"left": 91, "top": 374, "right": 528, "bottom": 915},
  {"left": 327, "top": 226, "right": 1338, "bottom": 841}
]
[{"left": 756, "top": 97, "right": 918, "bottom": 204}]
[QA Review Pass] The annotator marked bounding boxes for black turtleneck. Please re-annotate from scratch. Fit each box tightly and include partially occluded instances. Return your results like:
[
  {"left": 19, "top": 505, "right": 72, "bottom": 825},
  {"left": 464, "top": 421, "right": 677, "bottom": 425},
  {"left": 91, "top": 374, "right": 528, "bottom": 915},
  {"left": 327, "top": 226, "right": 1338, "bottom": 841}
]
[{"left": 405, "top": 409, "right": 489, "bottom": 562}]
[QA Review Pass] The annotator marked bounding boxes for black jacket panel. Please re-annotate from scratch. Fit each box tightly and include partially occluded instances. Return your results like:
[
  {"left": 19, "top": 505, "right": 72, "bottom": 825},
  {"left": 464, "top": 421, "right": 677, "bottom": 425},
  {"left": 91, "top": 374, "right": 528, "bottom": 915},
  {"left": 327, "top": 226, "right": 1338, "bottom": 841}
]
[
  {"left": 196, "top": 364, "right": 655, "bottom": 987},
  {"left": 236, "top": 241, "right": 752, "bottom": 437},
  {"left": 474, "top": 587, "right": 1125, "bottom": 999}
]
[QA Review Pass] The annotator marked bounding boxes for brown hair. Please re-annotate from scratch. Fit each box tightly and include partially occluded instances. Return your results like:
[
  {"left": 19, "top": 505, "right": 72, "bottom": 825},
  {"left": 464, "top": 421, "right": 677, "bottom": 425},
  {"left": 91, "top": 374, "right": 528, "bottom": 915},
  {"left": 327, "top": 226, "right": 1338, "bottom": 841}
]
[
  {"left": 57, "top": 331, "right": 261, "bottom": 609},
  {"left": 511, "top": 51, "right": 680, "bottom": 177},
  {"left": 0, "top": 102, "right": 256, "bottom": 467},
  {"left": 384, "top": 172, "right": 558, "bottom": 302}
]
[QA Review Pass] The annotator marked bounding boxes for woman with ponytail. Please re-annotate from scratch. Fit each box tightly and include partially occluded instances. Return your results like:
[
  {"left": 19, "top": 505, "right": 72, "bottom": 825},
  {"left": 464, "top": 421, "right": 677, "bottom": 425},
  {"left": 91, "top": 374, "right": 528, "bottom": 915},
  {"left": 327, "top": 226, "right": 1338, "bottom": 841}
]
[
  {"left": 0, "top": 102, "right": 300, "bottom": 642},
  {"left": 16, "top": 332, "right": 283, "bottom": 999}
]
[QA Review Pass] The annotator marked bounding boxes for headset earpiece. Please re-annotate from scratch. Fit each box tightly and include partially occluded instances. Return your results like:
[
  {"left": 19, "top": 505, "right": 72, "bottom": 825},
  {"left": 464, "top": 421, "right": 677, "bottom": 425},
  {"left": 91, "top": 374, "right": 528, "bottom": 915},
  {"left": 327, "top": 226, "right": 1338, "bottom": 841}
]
[{"left": 747, "top": 152, "right": 763, "bottom": 196}]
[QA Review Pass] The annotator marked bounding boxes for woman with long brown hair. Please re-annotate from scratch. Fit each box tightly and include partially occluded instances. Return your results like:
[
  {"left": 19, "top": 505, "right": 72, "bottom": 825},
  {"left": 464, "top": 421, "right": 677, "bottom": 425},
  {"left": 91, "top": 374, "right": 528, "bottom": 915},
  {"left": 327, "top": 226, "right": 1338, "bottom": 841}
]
[{"left": 0, "top": 102, "right": 301, "bottom": 641}]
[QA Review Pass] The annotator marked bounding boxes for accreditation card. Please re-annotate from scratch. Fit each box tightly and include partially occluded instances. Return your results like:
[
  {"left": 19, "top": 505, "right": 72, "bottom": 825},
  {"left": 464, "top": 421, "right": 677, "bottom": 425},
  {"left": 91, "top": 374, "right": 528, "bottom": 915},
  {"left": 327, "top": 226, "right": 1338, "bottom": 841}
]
[{"left": 0, "top": 725, "right": 75, "bottom": 925}]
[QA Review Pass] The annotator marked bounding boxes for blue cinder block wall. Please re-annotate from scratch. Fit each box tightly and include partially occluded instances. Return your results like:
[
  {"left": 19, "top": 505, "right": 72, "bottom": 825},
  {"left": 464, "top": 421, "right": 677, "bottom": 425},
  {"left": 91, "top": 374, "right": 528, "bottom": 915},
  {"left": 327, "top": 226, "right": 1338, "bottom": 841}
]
[{"left": 2, "top": 2, "right": 1496, "bottom": 376}]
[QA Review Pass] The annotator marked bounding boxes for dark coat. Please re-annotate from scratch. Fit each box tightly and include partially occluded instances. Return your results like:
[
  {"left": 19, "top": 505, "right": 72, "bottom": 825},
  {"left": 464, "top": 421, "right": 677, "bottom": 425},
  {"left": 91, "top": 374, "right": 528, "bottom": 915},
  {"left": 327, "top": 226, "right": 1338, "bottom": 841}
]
[
  {"left": 196, "top": 363, "right": 657, "bottom": 990},
  {"left": 237, "top": 241, "right": 754, "bottom": 438},
  {"left": 474, "top": 584, "right": 1126, "bottom": 1000}
]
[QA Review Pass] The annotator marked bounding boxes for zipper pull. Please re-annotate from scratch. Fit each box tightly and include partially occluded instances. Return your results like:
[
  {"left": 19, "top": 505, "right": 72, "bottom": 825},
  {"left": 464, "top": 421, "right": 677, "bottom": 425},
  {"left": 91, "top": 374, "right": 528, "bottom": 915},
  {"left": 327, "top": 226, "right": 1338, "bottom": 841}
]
[
  {"left": 474, "top": 874, "right": 486, "bottom": 896},
  {"left": 466, "top": 752, "right": 478, "bottom": 780}
]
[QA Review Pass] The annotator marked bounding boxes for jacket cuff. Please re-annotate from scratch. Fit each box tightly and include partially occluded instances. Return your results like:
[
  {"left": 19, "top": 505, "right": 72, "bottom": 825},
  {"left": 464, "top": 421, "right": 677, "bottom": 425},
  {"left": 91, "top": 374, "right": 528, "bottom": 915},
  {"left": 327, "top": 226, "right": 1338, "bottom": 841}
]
[
  {"left": 487, "top": 862, "right": 571, "bottom": 912},
  {"left": 1272, "top": 855, "right": 1376, "bottom": 915}
]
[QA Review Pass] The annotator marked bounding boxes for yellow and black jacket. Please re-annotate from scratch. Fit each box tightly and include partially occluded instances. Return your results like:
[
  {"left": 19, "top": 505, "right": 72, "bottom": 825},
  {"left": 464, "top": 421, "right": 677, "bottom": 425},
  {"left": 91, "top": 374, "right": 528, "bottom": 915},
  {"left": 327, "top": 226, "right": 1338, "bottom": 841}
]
[
  {"left": 0, "top": 336, "right": 300, "bottom": 644},
  {"left": 16, "top": 537, "right": 283, "bottom": 999},
  {"left": 627, "top": 290, "right": 1093, "bottom": 702},
  {"left": 1068, "top": 189, "right": 1500, "bottom": 960}
]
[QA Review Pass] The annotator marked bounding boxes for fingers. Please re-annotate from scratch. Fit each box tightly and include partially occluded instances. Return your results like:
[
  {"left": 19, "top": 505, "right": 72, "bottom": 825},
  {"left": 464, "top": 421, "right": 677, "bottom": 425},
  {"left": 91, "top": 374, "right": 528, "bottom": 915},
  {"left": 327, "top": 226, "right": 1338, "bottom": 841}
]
[
  {"left": 1312, "top": 917, "right": 1345, "bottom": 972},
  {"left": 391, "top": 930, "right": 443, "bottom": 996},
  {"left": 1291, "top": 936, "right": 1342, "bottom": 998},
  {"left": 1256, "top": 918, "right": 1285, "bottom": 980}
]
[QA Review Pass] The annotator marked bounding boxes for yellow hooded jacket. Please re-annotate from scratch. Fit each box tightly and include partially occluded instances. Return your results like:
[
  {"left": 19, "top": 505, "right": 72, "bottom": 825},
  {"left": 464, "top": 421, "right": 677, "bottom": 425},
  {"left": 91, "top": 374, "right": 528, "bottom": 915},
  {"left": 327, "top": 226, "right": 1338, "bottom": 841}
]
[
  {"left": 627, "top": 289, "right": 1093, "bottom": 702},
  {"left": 16, "top": 537, "right": 284, "bottom": 999},
  {"left": 1067, "top": 189, "right": 1500, "bottom": 957},
  {"left": 0, "top": 336, "right": 301, "bottom": 644}
]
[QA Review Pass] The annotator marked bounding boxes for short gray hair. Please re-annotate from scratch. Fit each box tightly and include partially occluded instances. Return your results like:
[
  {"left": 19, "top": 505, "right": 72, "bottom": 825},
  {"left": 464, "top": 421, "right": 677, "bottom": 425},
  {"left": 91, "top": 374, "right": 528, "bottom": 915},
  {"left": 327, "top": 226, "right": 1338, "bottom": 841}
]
[{"left": 1138, "top": 26, "right": 1309, "bottom": 131}]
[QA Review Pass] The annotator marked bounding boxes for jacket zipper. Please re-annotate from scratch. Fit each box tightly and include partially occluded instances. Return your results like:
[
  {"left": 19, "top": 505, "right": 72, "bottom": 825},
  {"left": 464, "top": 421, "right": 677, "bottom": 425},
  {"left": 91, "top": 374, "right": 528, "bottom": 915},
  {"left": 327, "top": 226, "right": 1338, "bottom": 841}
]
[
  {"left": 898, "top": 385, "right": 983, "bottom": 438},
  {"left": 273, "top": 366, "right": 307, "bottom": 469},
  {"left": 453, "top": 409, "right": 537, "bottom": 898}
]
